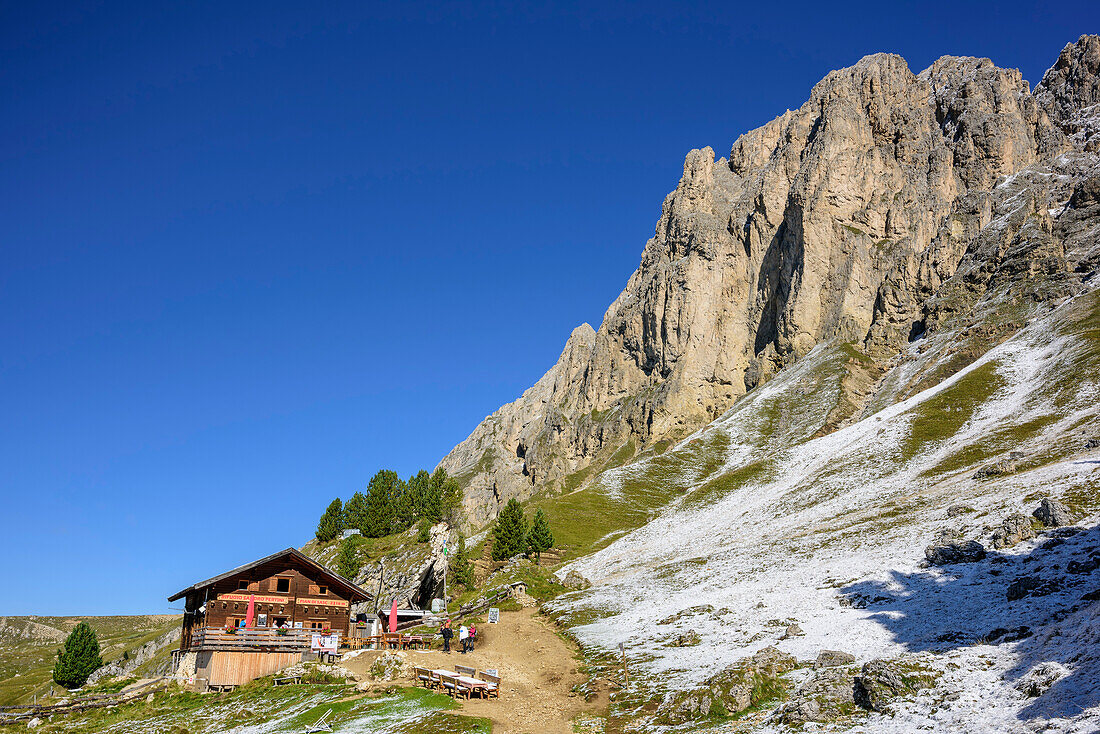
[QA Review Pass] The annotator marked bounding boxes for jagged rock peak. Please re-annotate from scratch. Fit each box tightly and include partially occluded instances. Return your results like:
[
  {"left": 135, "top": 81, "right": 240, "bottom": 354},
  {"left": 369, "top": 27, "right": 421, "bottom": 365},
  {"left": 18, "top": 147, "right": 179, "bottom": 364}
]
[{"left": 440, "top": 37, "right": 1100, "bottom": 524}]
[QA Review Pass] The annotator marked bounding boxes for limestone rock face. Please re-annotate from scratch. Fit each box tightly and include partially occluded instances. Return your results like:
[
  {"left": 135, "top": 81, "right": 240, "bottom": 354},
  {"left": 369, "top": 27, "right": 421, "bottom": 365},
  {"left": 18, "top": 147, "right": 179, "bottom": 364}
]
[{"left": 441, "top": 37, "right": 1100, "bottom": 523}]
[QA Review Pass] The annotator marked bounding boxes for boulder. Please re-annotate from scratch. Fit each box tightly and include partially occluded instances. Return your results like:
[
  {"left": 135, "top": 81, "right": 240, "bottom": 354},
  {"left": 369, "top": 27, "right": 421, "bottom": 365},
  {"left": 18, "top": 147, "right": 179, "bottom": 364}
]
[
  {"left": 772, "top": 667, "right": 857, "bottom": 725},
  {"left": 991, "top": 513, "right": 1036, "bottom": 549},
  {"left": 973, "top": 456, "right": 1021, "bottom": 479},
  {"left": 1033, "top": 498, "right": 1076, "bottom": 527},
  {"left": 946, "top": 504, "right": 975, "bottom": 518},
  {"left": 657, "top": 646, "right": 797, "bottom": 723},
  {"left": 368, "top": 651, "right": 409, "bottom": 681},
  {"left": 925, "top": 533, "right": 987, "bottom": 565},
  {"left": 562, "top": 570, "right": 591, "bottom": 591},
  {"left": 815, "top": 650, "right": 856, "bottom": 668},
  {"left": 780, "top": 623, "right": 804, "bottom": 639},
  {"left": 658, "top": 689, "right": 712, "bottom": 723},
  {"left": 853, "top": 659, "right": 934, "bottom": 713}
]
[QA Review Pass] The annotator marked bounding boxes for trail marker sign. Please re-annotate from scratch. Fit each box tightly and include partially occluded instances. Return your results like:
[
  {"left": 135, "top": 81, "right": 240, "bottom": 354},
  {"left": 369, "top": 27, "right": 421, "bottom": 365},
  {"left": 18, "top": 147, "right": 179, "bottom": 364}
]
[{"left": 487, "top": 608, "right": 500, "bottom": 624}]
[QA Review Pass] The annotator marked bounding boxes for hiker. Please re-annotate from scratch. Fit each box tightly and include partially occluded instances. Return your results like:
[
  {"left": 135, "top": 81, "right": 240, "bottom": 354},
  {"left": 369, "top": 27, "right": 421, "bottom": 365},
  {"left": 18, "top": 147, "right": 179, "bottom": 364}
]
[
  {"left": 441, "top": 619, "right": 453, "bottom": 653},
  {"left": 468, "top": 625, "right": 476, "bottom": 651},
  {"left": 458, "top": 623, "right": 469, "bottom": 653}
]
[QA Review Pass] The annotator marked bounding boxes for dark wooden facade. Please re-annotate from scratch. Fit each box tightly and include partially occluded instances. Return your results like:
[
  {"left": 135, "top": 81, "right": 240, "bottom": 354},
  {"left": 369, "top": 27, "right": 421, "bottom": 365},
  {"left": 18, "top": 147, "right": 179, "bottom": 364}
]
[{"left": 169, "top": 547, "right": 370, "bottom": 653}]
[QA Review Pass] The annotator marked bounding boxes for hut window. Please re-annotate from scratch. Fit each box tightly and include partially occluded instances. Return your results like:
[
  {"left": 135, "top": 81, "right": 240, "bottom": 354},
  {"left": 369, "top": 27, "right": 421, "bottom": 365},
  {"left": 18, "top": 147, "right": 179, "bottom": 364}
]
[
  {"left": 318, "top": 586, "right": 327, "bottom": 595},
  {"left": 276, "top": 578, "right": 290, "bottom": 593},
  {"left": 237, "top": 580, "right": 249, "bottom": 590}
]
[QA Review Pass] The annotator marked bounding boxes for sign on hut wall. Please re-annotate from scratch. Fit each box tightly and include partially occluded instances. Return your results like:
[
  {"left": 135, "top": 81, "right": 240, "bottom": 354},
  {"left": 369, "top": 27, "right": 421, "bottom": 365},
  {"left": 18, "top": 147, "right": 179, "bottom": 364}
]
[
  {"left": 295, "top": 597, "right": 349, "bottom": 608},
  {"left": 217, "top": 593, "right": 288, "bottom": 604}
]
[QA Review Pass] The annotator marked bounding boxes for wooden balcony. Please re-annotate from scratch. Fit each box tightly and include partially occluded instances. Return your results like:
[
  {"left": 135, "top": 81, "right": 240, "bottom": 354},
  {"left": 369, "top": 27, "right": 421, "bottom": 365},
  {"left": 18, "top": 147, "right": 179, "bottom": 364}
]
[{"left": 189, "top": 627, "right": 319, "bottom": 652}]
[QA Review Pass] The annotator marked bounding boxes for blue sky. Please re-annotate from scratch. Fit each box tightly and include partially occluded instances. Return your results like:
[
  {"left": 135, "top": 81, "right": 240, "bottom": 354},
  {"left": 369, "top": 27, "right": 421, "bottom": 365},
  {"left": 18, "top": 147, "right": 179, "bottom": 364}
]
[{"left": 2, "top": 1, "right": 1096, "bottom": 615}]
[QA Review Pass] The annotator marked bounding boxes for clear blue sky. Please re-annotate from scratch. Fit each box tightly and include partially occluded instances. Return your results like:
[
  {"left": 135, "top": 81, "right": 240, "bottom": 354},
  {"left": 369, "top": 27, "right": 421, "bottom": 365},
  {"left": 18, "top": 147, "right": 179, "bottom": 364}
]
[{"left": 2, "top": 1, "right": 1095, "bottom": 615}]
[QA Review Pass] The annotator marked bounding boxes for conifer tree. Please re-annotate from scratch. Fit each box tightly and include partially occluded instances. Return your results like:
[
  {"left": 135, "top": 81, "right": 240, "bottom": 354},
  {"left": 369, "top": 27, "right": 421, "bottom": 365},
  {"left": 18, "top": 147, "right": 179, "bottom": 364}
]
[
  {"left": 315, "top": 498, "right": 344, "bottom": 543},
  {"left": 52, "top": 621, "right": 102, "bottom": 688},
  {"left": 335, "top": 537, "right": 361, "bottom": 580},
  {"left": 527, "top": 508, "right": 554, "bottom": 562},
  {"left": 449, "top": 533, "right": 474, "bottom": 587},
  {"left": 364, "top": 469, "right": 399, "bottom": 537},
  {"left": 391, "top": 483, "right": 417, "bottom": 533},
  {"left": 491, "top": 498, "right": 528, "bottom": 561},
  {"left": 344, "top": 491, "right": 370, "bottom": 535}
]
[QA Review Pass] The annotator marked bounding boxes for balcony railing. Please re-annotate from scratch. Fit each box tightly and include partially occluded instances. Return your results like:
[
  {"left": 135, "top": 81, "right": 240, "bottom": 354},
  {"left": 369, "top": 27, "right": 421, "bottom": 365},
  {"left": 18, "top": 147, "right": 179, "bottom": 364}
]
[{"left": 189, "top": 627, "right": 323, "bottom": 652}]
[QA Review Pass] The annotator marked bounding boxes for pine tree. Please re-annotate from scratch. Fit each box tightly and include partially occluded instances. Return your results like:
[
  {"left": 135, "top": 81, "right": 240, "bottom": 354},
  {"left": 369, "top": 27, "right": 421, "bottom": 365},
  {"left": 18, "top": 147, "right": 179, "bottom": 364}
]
[
  {"left": 527, "top": 508, "right": 554, "bottom": 562},
  {"left": 52, "top": 621, "right": 102, "bottom": 688},
  {"left": 449, "top": 533, "right": 474, "bottom": 587},
  {"left": 364, "top": 469, "right": 399, "bottom": 537},
  {"left": 491, "top": 498, "right": 528, "bottom": 561},
  {"left": 335, "top": 537, "right": 361, "bottom": 580},
  {"left": 391, "top": 482, "right": 417, "bottom": 533},
  {"left": 344, "top": 491, "right": 370, "bottom": 535},
  {"left": 315, "top": 498, "right": 344, "bottom": 543}
]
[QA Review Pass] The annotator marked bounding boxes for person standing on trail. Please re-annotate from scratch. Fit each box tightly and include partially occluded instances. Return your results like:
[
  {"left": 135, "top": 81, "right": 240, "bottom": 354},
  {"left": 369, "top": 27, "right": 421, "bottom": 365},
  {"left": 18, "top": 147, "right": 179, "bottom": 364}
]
[
  {"left": 458, "top": 624, "right": 469, "bottom": 653},
  {"left": 441, "top": 619, "right": 453, "bottom": 653}
]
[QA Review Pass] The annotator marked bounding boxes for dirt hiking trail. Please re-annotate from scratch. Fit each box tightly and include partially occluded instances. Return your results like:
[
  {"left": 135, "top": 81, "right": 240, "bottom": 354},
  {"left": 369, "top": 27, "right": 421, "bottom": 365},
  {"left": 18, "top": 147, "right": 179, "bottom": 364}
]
[{"left": 341, "top": 607, "right": 606, "bottom": 733}]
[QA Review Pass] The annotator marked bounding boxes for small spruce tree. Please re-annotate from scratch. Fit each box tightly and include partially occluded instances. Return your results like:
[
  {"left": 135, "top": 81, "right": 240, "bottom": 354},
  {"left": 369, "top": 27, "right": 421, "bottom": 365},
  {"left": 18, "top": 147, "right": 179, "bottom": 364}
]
[
  {"left": 315, "top": 498, "right": 345, "bottom": 542},
  {"left": 52, "top": 621, "right": 102, "bottom": 688},
  {"left": 416, "top": 517, "right": 432, "bottom": 543},
  {"left": 335, "top": 537, "right": 361, "bottom": 580},
  {"left": 491, "top": 498, "right": 528, "bottom": 561},
  {"left": 449, "top": 533, "right": 474, "bottom": 588},
  {"left": 527, "top": 508, "right": 554, "bottom": 562}
]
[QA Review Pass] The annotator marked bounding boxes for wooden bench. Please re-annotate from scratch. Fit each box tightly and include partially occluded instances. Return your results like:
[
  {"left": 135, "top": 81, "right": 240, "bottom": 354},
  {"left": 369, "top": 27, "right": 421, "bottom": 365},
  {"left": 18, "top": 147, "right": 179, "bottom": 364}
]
[
  {"left": 437, "top": 672, "right": 460, "bottom": 698},
  {"left": 412, "top": 666, "right": 434, "bottom": 689},
  {"left": 455, "top": 664, "right": 477, "bottom": 678},
  {"left": 273, "top": 675, "right": 302, "bottom": 686},
  {"left": 479, "top": 672, "right": 500, "bottom": 698}
]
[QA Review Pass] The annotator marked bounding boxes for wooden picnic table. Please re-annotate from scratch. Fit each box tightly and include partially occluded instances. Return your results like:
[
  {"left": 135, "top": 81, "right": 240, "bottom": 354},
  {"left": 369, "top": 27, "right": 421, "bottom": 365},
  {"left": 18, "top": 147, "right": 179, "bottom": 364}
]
[{"left": 456, "top": 675, "right": 491, "bottom": 695}]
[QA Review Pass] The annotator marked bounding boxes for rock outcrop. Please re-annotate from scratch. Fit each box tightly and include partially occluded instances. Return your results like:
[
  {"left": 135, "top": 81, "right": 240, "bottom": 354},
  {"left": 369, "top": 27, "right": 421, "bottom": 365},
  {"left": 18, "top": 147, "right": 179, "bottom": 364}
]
[{"left": 441, "top": 36, "right": 1100, "bottom": 523}]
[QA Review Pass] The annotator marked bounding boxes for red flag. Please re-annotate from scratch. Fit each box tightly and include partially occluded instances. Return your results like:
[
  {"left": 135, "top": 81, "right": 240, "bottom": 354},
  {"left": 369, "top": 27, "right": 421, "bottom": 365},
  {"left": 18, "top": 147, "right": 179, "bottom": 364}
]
[
  {"left": 245, "top": 594, "right": 256, "bottom": 629},
  {"left": 389, "top": 599, "right": 398, "bottom": 633}
]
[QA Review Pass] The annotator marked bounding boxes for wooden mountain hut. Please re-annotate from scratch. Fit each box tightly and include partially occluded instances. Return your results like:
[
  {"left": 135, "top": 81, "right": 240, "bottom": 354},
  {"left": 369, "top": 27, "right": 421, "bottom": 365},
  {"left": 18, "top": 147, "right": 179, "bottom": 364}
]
[{"left": 168, "top": 547, "right": 370, "bottom": 689}]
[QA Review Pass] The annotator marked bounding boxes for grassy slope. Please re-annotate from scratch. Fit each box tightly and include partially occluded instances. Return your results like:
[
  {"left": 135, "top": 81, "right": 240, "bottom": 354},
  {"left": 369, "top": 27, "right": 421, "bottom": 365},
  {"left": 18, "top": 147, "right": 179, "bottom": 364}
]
[
  {"left": 27, "top": 680, "right": 491, "bottom": 734},
  {"left": 0, "top": 615, "right": 180, "bottom": 705}
]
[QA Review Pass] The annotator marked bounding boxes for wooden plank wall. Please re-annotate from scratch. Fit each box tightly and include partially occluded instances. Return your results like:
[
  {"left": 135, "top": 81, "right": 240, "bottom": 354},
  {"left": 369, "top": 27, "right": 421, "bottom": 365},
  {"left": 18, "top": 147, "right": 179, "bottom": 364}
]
[{"left": 196, "top": 651, "right": 304, "bottom": 687}]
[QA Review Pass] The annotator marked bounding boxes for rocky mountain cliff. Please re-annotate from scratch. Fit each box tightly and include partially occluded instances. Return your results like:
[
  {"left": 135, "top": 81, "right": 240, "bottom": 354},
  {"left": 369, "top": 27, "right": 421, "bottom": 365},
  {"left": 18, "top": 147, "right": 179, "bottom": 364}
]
[{"left": 442, "top": 35, "right": 1100, "bottom": 526}]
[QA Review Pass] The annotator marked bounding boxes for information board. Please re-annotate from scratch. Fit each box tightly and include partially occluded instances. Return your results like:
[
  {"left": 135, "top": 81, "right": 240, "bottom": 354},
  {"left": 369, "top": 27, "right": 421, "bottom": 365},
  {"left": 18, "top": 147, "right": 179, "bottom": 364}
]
[
  {"left": 311, "top": 633, "right": 339, "bottom": 653},
  {"left": 487, "top": 607, "right": 500, "bottom": 624}
]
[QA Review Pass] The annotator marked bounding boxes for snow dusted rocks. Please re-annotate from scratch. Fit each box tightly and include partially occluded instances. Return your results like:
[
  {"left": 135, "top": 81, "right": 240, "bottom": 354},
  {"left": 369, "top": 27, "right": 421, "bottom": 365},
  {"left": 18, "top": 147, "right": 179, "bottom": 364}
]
[
  {"left": 925, "top": 529, "right": 988, "bottom": 565},
  {"left": 1034, "top": 497, "right": 1077, "bottom": 527},
  {"left": 991, "top": 513, "right": 1038, "bottom": 549},
  {"left": 1015, "top": 661, "right": 1070, "bottom": 697},
  {"left": 853, "top": 659, "right": 937, "bottom": 713},
  {"left": 815, "top": 650, "right": 857, "bottom": 669},
  {"left": 657, "top": 647, "right": 797, "bottom": 723}
]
